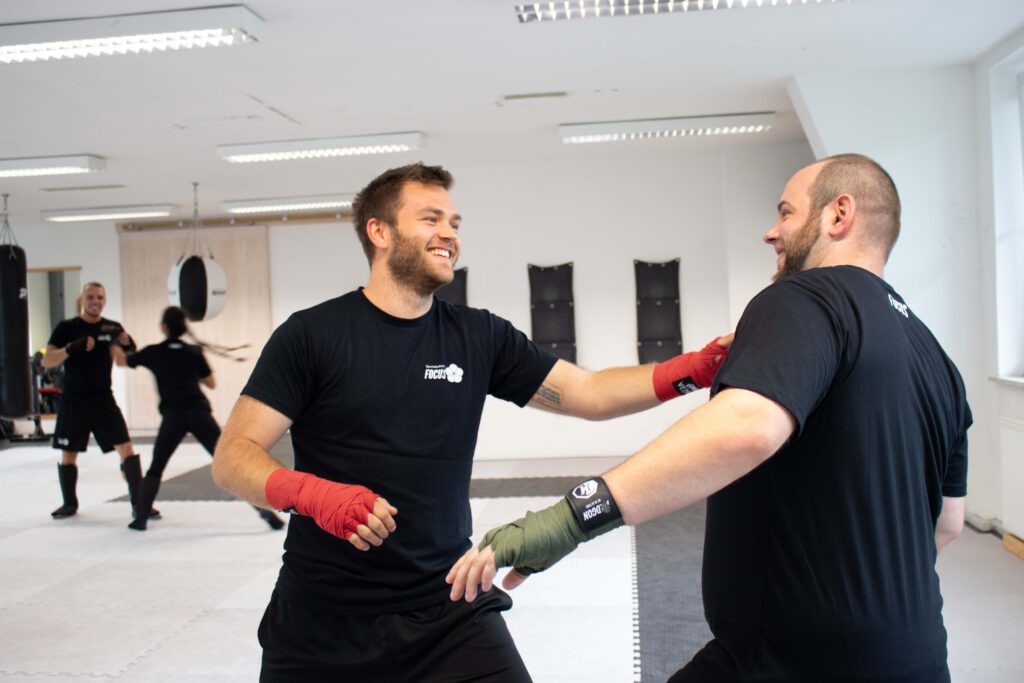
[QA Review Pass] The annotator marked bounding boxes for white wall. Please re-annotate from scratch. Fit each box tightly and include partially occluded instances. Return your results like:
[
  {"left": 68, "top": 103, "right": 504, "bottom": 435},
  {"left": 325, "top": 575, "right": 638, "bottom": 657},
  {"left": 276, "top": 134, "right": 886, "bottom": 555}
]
[
  {"left": 721, "top": 143, "right": 816, "bottom": 328},
  {"left": 268, "top": 221, "right": 368, "bottom": 328},
  {"left": 976, "top": 26, "right": 1024, "bottom": 538},
  {"left": 262, "top": 143, "right": 812, "bottom": 459},
  {"left": 789, "top": 66, "right": 996, "bottom": 520}
]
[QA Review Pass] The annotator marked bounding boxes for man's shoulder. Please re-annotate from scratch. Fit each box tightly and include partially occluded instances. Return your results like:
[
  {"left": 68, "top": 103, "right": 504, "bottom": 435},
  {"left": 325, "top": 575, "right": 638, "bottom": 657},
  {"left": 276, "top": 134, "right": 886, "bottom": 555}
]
[
  {"left": 294, "top": 291, "right": 360, "bottom": 318},
  {"left": 435, "top": 298, "right": 506, "bottom": 329},
  {"left": 274, "top": 291, "right": 363, "bottom": 344}
]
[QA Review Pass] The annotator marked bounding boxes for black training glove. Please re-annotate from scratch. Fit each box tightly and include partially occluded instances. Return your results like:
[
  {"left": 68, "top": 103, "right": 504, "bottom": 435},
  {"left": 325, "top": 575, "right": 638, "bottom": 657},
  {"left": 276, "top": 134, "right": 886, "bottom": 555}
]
[
  {"left": 103, "top": 324, "right": 137, "bottom": 353},
  {"left": 65, "top": 337, "right": 90, "bottom": 356}
]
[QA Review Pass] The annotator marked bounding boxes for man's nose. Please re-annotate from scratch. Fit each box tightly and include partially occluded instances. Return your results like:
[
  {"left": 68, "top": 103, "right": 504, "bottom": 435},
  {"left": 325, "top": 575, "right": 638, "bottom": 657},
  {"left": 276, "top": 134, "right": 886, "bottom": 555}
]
[{"left": 440, "top": 222, "right": 459, "bottom": 240}]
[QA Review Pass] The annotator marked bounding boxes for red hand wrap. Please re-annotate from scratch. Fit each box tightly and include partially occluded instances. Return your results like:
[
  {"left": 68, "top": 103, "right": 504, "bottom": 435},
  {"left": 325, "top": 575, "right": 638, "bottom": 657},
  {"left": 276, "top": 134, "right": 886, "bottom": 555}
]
[
  {"left": 265, "top": 468, "right": 380, "bottom": 539},
  {"left": 652, "top": 337, "right": 729, "bottom": 401}
]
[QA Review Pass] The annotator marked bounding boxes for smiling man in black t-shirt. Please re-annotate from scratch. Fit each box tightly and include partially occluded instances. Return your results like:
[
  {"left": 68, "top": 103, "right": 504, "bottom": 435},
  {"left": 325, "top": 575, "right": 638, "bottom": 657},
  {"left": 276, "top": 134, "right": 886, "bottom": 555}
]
[
  {"left": 212, "top": 162, "right": 732, "bottom": 682},
  {"left": 454, "top": 154, "right": 971, "bottom": 683},
  {"left": 42, "top": 281, "right": 150, "bottom": 523}
]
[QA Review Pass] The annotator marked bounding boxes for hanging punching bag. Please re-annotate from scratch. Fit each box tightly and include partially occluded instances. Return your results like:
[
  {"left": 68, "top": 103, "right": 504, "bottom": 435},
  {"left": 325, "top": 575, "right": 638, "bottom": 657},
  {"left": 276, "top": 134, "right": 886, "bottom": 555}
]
[
  {"left": 0, "top": 244, "right": 31, "bottom": 419},
  {"left": 167, "top": 254, "right": 227, "bottom": 321}
]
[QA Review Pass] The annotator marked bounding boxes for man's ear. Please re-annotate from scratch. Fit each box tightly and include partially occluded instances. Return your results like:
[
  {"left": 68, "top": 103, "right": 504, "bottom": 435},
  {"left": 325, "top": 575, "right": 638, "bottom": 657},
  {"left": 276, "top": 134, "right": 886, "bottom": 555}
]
[
  {"left": 826, "top": 194, "right": 856, "bottom": 239},
  {"left": 366, "top": 218, "right": 391, "bottom": 251}
]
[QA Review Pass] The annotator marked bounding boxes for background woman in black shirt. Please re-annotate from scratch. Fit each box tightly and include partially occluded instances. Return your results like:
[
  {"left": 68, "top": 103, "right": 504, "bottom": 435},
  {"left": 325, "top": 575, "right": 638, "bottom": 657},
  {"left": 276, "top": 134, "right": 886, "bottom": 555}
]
[{"left": 114, "top": 306, "right": 284, "bottom": 532}]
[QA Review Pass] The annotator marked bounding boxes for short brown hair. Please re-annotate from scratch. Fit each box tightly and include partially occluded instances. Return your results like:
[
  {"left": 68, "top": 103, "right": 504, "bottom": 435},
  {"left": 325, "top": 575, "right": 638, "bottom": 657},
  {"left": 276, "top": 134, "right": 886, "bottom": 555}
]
[
  {"left": 809, "top": 154, "right": 901, "bottom": 258},
  {"left": 351, "top": 163, "right": 454, "bottom": 264}
]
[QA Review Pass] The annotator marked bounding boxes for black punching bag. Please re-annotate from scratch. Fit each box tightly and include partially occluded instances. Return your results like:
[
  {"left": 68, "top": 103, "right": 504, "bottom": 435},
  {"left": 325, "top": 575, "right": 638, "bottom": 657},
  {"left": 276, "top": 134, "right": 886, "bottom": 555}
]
[
  {"left": 167, "top": 255, "right": 226, "bottom": 322},
  {"left": 0, "top": 244, "right": 31, "bottom": 419}
]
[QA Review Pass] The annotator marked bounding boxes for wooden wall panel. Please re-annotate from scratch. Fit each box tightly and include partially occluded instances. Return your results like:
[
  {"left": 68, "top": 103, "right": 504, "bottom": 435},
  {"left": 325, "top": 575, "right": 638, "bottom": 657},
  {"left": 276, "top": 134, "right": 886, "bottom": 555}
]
[{"left": 118, "top": 226, "right": 271, "bottom": 432}]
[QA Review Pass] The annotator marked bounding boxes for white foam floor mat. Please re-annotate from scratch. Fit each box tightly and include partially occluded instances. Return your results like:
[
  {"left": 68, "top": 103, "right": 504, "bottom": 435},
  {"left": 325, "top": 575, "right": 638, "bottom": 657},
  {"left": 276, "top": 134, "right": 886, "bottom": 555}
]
[{"left": 0, "top": 445, "right": 639, "bottom": 682}]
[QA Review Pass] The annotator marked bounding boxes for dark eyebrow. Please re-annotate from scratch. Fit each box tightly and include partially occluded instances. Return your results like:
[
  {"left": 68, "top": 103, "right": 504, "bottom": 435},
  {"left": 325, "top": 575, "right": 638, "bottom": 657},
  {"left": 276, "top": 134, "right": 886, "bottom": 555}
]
[{"left": 777, "top": 201, "right": 793, "bottom": 214}]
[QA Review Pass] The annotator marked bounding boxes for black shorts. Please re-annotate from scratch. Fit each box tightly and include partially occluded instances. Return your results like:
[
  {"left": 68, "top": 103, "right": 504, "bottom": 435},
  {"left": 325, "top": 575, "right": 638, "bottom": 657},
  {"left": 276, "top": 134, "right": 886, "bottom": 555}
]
[
  {"left": 52, "top": 392, "right": 130, "bottom": 453},
  {"left": 258, "top": 588, "right": 533, "bottom": 683},
  {"left": 669, "top": 639, "right": 952, "bottom": 683}
]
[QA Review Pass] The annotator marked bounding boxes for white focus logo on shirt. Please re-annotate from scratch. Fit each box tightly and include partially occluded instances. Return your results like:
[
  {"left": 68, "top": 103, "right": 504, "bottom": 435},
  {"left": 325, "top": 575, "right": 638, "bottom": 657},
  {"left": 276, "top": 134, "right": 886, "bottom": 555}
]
[
  {"left": 888, "top": 293, "right": 909, "bottom": 318},
  {"left": 424, "top": 363, "right": 464, "bottom": 383}
]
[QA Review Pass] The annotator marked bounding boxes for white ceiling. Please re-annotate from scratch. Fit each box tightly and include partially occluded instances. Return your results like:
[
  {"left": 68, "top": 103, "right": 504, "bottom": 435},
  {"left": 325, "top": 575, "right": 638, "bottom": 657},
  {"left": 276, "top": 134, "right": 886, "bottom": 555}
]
[{"left": 1, "top": 0, "right": 1023, "bottom": 224}]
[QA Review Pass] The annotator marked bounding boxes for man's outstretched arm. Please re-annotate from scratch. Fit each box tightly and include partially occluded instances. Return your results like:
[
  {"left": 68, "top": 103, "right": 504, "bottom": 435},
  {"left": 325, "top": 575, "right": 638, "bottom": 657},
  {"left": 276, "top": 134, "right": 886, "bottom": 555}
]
[
  {"left": 528, "top": 334, "right": 733, "bottom": 420},
  {"left": 447, "top": 387, "right": 795, "bottom": 601}
]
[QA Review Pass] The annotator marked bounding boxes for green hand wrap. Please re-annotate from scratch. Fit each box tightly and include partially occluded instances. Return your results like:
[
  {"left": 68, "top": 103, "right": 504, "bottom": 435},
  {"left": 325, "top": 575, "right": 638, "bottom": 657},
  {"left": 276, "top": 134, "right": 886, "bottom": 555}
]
[{"left": 479, "top": 498, "right": 624, "bottom": 576}]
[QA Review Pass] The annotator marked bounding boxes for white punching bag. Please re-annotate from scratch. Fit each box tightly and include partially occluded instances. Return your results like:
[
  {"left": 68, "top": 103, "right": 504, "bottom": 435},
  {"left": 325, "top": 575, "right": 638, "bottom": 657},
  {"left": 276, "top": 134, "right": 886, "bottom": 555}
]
[{"left": 167, "top": 254, "right": 226, "bottom": 321}]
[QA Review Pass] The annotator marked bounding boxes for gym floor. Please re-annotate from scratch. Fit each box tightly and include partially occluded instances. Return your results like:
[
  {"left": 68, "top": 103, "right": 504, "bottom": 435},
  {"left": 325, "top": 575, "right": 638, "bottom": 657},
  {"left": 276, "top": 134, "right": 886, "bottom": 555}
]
[{"left": 0, "top": 440, "right": 1022, "bottom": 682}]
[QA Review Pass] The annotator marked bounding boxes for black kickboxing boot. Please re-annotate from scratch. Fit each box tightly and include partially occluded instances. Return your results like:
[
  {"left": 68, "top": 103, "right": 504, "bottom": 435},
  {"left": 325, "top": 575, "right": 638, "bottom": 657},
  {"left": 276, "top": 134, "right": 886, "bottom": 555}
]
[
  {"left": 129, "top": 473, "right": 162, "bottom": 531},
  {"left": 121, "top": 455, "right": 161, "bottom": 520},
  {"left": 51, "top": 463, "right": 79, "bottom": 519},
  {"left": 255, "top": 506, "right": 286, "bottom": 530}
]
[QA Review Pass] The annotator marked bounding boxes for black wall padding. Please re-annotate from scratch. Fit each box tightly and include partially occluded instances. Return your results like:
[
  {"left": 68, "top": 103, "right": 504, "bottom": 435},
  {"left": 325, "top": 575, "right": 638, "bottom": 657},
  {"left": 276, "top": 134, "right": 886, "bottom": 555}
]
[
  {"left": 528, "top": 263, "right": 576, "bottom": 363},
  {"left": 435, "top": 267, "right": 467, "bottom": 306},
  {"left": 0, "top": 245, "right": 32, "bottom": 419},
  {"left": 635, "top": 259, "right": 682, "bottom": 364}
]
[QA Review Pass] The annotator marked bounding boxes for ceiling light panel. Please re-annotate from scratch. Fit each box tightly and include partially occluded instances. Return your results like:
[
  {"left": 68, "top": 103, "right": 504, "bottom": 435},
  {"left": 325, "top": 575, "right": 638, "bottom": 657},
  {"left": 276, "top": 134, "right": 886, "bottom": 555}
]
[
  {"left": 0, "top": 155, "right": 105, "bottom": 178},
  {"left": 222, "top": 194, "right": 355, "bottom": 214},
  {"left": 515, "top": 0, "right": 850, "bottom": 23},
  {"left": 0, "top": 5, "right": 263, "bottom": 64},
  {"left": 216, "top": 132, "right": 424, "bottom": 163},
  {"left": 560, "top": 112, "right": 775, "bottom": 143},
  {"left": 42, "top": 204, "right": 176, "bottom": 222}
]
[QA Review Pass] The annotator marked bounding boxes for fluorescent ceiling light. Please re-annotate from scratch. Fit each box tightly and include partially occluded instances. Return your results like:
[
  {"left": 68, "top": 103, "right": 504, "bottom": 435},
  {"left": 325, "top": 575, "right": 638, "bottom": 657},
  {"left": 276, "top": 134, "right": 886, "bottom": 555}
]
[
  {"left": 223, "top": 194, "right": 355, "bottom": 214},
  {"left": 42, "top": 204, "right": 176, "bottom": 222},
  {"left": 516, "top": 0, "right": 850, "bottom": 23},
  {"left": 216, "top": 132, "right": 424, "bottom": 164},
  {"left": 0, "top": 155, "right": 105, "bottom": 178},
  {"left": 0, "top": 5, "right": 263, "bottom": 64},
  {"left": 560, "top": 112, "right": 775, "bottom": 144}
]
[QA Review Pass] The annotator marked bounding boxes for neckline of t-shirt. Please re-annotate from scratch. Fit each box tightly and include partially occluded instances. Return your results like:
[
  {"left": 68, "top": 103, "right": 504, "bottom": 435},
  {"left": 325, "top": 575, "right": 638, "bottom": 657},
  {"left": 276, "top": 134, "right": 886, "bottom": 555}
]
[
  {"left": 355, "top": 288, "right": 435, "bottom": 328},
  {"left": 801, "top": 264, "right": 893, "bottom": 290}
]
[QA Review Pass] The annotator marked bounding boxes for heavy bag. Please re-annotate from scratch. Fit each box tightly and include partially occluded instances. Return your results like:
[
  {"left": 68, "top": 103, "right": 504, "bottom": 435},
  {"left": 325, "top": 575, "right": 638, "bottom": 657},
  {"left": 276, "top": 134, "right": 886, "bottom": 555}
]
[
  {"left": 167, "top": 255, "right": 226, "bottom": 321},
  {"left": 0, "top": 245, "right": 31, "bottom": 419}
]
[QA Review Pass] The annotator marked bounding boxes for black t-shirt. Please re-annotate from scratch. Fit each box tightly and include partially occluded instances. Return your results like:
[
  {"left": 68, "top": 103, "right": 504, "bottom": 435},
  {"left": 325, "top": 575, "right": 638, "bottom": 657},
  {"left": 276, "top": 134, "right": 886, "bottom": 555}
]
[
  {"left": 707, "top": 266, "right": 971, "bottom": 681},
  {"left": 127, "top": 339, "right": 212, "bottom": 413},
  {"left": 242, "top": 290, "right": 558, "bottom": 614},
  {"left": 48, "top": 317, "right": 125, "bottom": 396}
]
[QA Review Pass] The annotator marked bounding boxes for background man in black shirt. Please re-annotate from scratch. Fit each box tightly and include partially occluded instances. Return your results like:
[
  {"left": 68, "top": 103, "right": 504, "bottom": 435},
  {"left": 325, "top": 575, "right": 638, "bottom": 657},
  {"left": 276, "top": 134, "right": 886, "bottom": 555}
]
[
  {"left": 212, "top": 162, "right": 731, "bottom": 682},
  {"left": 451, "top": 154, "right": 971, "bottom": 683},
  {"left": 42, "top": 281, "right": 150, "bottom": 523}
]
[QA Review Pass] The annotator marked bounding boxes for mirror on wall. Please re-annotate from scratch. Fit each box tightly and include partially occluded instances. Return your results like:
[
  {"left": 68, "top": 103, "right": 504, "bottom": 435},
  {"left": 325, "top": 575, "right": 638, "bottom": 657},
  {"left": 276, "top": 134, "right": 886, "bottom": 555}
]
[{"left": 27, "top": 267, "right": 81, "bottom": 354}]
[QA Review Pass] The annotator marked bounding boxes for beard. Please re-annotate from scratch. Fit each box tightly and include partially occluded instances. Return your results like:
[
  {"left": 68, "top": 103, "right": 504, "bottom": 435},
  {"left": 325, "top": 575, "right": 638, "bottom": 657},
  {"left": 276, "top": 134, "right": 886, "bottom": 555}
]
[
  {"left": 387, "top": 229, "right": 455, "bottom": 296},
  {"left": 772, "top": 211, "right": 822, "bottom": 283}
]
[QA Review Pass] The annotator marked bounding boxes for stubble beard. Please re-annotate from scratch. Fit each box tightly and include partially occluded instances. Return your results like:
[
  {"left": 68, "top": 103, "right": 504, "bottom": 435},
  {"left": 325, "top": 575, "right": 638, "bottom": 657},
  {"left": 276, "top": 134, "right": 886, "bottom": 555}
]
[
  {"left": 772, "top": 211, "right": 822, "bottom": 283},
  {"left": 388, "top": 229, "right": 455, "bottom": 297}
]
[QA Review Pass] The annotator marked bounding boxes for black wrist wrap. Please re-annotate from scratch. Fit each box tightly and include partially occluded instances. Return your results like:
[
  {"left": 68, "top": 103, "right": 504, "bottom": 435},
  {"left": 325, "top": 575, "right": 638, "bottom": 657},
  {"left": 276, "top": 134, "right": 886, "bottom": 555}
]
[{"left": 565, "top": 476, "right": 622, "bottom": 534}]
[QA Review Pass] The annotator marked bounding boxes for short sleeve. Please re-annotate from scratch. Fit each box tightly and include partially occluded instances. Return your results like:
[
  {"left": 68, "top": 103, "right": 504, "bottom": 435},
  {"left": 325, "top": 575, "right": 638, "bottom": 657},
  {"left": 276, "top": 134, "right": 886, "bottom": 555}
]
[
  {"left": 712, "top": 281, "right": 844, "bottom": 433},
  {"left": 241, "top": 314, "right": 316, "bottom": 421},
  {"left": 195, "top": 349, "right": 213, "bottom": 378},
  {"left": 942, "top": 404, "right": 971, "bottom": 497},
  {"left": 487, "top": 315, "right": 559, "bottom": 407},
  {"left": 126, "top": 345, "right": 154, "bottom": 369},
  {"left": 47, "top": 320, "right": 72, "bottom": 348}
]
